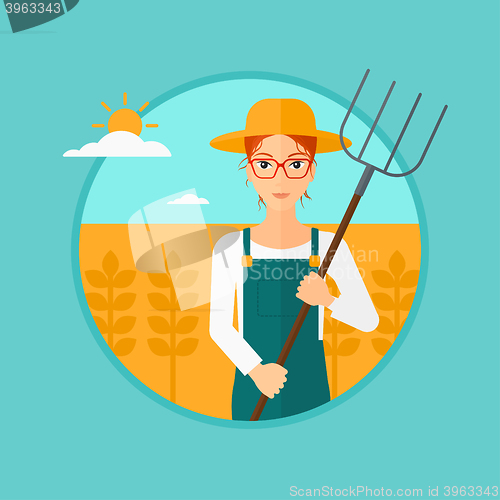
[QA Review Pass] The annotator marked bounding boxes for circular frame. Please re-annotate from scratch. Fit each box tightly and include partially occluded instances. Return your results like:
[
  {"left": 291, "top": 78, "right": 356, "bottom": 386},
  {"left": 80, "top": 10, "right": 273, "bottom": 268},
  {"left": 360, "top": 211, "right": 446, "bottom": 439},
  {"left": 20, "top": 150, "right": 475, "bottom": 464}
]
[{"left": 71, "top": 71, "right": 429, "bottom": 429}]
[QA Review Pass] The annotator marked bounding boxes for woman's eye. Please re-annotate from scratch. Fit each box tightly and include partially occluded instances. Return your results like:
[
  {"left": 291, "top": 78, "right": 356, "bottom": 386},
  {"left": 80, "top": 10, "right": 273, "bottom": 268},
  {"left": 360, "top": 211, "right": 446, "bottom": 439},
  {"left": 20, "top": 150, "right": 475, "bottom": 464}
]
[
  {"left": 256, "top": 161, "right": 272, "bottom": 169},
  {"left": 289, "top": 161, "right": 305, "bottom": 170}
]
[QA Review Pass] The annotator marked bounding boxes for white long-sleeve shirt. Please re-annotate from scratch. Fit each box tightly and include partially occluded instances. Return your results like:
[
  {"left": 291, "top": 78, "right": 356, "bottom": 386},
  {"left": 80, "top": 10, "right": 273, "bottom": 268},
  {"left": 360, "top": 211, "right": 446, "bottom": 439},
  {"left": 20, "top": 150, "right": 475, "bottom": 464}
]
[{"left": 209, "top": 230, "right": 379, "bottom": 376}]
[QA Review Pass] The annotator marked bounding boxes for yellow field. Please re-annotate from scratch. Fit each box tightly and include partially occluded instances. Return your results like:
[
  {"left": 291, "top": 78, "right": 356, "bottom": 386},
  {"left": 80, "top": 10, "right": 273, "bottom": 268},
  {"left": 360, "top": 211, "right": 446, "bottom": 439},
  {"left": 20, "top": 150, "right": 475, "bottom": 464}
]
[{"left": 79, "top": 223, "right": 421, "bottom": 419}]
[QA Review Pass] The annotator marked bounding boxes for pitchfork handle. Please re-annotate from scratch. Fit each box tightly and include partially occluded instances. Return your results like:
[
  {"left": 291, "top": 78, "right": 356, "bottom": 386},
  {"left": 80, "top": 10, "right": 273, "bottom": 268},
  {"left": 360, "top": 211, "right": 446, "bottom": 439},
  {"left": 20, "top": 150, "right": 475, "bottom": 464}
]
[{"left": 250, "top": 193, "right": 362, "bottom": 421}]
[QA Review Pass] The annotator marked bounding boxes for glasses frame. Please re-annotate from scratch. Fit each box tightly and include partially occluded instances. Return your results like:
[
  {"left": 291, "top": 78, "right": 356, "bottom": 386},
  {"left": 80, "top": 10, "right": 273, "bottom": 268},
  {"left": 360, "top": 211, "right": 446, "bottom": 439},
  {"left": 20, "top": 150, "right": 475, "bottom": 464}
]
[{"left": 249, "top": 157, "right": 313, "bottom": 179}]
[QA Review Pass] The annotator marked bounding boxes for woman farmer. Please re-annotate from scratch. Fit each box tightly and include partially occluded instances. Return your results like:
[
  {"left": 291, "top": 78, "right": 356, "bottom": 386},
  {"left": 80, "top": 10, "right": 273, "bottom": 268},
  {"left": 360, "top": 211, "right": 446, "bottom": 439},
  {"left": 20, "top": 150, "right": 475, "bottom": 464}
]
[{"left": 209, "top": 98, "right": 379, "bottom": 421}]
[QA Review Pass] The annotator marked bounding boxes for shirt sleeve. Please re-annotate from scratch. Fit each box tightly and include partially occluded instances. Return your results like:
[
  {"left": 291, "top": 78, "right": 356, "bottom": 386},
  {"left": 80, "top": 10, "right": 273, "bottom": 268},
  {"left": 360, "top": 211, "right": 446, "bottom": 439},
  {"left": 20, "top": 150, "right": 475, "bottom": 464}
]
[
  {"left": 209, "top": 234, "right": 262, "bottom": 376},
  {"left": 322, "top": 233, "right": 379, "bottom": 332}
]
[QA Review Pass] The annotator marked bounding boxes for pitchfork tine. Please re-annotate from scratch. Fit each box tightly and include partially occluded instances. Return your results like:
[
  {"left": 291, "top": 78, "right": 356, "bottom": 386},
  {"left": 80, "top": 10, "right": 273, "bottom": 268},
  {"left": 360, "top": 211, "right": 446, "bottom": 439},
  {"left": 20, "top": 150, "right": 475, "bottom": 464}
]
[
  {"left": 413, "top": 104, "right": 449, "bottom": 170},
  {"left": 339, "top": 70, "right": 448, "bottom": 178},
  {"left": 359, "top": 81, "right": 396, "bottom": 160},
  {"left": 386, "top": 103, "right": 448, "bottom": 177},
  {"left": 347, "top": 69, "right": 370, "bottom": 114},
  {"left": 384, "top": 93, "right": 422, "bottom": 171},
  {"left": 339, "top": 69, "right": 371, "bottom": 157}
]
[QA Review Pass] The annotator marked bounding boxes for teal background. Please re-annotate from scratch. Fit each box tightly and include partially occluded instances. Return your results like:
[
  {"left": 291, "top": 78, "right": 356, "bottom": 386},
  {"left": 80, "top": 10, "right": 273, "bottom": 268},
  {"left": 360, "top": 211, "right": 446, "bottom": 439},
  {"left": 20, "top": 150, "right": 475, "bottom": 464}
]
[{"left": 1, "top": 1, "right": 499, "bottom": 499}]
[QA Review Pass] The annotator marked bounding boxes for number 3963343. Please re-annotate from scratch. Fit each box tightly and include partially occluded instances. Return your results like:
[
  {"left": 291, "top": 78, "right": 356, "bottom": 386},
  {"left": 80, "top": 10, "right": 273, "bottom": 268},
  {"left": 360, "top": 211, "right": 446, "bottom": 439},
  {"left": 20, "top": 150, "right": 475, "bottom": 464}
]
[{"left": 3, "top": 1, "right": 79, "bottom": 33}]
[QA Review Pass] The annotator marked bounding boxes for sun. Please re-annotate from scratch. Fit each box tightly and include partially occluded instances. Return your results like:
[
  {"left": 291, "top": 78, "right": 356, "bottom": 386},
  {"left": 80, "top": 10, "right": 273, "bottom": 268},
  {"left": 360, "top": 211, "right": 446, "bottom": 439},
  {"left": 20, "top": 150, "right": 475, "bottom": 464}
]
[{"left": 92, "top": 93, "right": 158, "bottom": 135}]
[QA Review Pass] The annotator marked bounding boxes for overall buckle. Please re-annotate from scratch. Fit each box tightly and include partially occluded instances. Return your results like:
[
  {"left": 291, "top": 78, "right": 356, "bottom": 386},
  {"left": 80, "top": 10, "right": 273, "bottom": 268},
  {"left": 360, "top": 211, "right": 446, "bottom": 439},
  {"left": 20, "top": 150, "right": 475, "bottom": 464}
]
[
  {"left": 309, "top": 255, "right": 320, "bottom": 267},
  {"left": 242, "top": 255, "right": 253, "bottom": 267}
]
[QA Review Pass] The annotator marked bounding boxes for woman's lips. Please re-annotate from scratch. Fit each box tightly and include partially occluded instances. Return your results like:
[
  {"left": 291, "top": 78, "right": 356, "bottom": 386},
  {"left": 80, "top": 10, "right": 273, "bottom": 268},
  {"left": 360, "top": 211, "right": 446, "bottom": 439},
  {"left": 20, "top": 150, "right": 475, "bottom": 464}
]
[{"left": 272, "top": 193, "right": 290, "bottom": 199}]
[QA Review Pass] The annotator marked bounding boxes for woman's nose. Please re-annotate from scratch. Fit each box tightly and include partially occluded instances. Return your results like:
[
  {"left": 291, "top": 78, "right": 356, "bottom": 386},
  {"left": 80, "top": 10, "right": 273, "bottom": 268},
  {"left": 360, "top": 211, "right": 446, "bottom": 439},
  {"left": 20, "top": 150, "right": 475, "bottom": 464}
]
[{"left": 274, "top": 167, "right": 287, "bottom": 183}]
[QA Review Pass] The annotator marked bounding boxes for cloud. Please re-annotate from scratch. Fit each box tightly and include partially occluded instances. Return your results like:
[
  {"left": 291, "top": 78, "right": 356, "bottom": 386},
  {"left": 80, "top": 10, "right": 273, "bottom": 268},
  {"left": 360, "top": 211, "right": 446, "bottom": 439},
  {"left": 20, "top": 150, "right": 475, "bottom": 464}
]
[
  {"left": 167, "top": 193, "right": 209, "bottom": 205},
  {"left": 63, "top": 131, "right": 171, "bottom": 157}
]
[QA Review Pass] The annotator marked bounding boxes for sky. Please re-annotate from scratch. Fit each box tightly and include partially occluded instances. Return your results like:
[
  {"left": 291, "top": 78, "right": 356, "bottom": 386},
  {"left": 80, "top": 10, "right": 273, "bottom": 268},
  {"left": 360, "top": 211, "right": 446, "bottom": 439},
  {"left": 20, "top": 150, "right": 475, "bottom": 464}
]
[{"left": 80, "top": 78, "right": 419, "bottom": 225}]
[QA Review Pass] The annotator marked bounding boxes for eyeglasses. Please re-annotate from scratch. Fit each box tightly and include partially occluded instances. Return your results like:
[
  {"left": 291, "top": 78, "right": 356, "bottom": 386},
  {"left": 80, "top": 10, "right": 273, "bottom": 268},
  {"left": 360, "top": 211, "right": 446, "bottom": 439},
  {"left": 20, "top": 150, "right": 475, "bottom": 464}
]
[{"left": 249, "top": 158, "right": 313, "bottom": 179}]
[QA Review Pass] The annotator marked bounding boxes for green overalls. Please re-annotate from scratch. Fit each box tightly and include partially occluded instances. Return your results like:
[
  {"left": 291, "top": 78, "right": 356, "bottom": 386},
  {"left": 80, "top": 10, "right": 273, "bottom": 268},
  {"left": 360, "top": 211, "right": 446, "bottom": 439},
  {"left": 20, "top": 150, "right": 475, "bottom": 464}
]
[{"left": 231, "top": 227, "right": 331, "bottom": 421}]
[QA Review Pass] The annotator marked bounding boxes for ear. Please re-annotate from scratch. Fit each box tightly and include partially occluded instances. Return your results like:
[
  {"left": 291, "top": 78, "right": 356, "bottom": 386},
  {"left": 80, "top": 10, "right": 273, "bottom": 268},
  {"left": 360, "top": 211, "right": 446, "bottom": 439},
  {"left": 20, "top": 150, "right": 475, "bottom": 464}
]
[
  {"left": 310, "top": 162, "right": 316, "bottom": 180},
  {"left": 246, "top": 163, "right": 254, "bottom": 183}
]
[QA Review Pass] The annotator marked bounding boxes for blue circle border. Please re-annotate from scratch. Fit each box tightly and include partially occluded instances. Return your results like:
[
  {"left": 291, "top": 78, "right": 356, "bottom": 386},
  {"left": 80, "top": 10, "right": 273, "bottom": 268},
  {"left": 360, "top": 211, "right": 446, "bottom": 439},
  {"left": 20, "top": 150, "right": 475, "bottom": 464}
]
[{"left": 71, "top": 71, "right": 428, "bottom": 429}]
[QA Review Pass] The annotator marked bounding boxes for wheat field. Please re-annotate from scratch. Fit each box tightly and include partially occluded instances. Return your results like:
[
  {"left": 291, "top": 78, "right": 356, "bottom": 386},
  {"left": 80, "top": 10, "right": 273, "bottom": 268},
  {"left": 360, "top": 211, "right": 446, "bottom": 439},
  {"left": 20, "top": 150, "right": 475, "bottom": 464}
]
[{"left": 79, "top": 223, "right": 421, "bottom": 419}]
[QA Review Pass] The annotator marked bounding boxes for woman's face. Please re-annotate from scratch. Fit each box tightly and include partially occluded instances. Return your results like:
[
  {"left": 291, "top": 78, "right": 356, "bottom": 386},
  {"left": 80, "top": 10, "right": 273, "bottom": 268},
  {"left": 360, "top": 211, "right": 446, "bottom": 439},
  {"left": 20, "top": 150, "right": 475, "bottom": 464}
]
[{"left": 246, "top": 134, "right": 315, "bottom": 211}]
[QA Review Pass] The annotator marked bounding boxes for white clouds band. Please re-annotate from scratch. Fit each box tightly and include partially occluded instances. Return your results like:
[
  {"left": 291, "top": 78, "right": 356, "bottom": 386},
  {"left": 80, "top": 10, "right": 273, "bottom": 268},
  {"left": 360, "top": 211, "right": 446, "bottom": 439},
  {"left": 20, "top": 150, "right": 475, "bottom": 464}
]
[{"left": 63, "top": 131, "right": 171, "bottom": 158}]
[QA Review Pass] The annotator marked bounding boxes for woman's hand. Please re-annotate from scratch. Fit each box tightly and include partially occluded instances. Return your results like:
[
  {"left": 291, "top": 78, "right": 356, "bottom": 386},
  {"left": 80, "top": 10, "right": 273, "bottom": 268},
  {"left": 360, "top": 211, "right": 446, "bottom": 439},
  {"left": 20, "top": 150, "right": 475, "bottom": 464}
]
[
  {"left": 249, "top": 363, "right": 288, "bottom": 399},
  {"left": 296, "top": 271, "right": 335, "bottom": 307}
]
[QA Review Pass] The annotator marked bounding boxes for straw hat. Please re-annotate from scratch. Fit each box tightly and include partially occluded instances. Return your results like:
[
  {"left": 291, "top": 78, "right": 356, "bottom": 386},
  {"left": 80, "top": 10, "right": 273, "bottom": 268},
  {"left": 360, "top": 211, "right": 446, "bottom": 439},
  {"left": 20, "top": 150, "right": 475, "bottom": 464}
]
[{"left": 210, "top": 98, "right": 351, "bottom": 154}]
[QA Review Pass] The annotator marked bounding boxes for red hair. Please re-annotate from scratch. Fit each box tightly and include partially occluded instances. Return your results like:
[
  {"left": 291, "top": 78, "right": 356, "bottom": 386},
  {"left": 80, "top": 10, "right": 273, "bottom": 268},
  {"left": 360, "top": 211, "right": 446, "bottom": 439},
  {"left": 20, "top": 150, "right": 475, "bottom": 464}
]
[{"left": 239, "top": 135, "right": 317, "bottom": 209}]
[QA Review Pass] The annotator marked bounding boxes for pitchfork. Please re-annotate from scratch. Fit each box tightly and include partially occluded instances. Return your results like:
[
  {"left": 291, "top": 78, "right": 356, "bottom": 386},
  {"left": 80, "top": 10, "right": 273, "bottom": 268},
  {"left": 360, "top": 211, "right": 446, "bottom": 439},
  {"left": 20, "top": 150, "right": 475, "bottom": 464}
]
[{"left": 250, "top": 69, "right": 448, "bottom": 421}]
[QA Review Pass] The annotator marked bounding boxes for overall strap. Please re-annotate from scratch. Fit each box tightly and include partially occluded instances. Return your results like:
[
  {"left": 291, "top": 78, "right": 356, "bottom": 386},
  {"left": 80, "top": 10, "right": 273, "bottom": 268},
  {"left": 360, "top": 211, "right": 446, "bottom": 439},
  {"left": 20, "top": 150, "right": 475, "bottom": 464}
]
[
  {"left": 242, "top": 227, "right": 253, "bottom": 267},
  {"left": 309, "top": 227, "right": 320, "bottom": 268}
]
